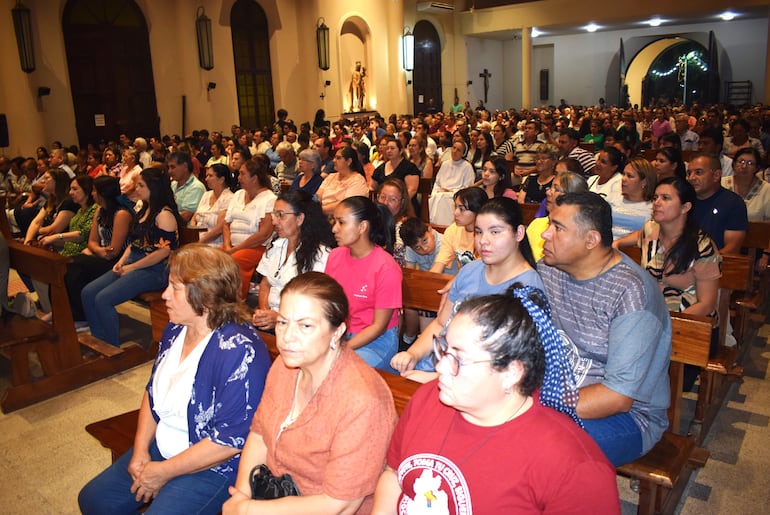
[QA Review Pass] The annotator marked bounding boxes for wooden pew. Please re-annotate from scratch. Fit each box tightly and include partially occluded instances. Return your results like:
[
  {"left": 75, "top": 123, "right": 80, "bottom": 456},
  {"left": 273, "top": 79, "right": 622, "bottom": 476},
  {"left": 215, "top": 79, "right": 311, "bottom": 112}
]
[
  {"left": 86, "top": 328, "right": 421, "bottom": 463},
  {"left": 519, "top": 201, "right": 539, "bottom": 226},
  {"left": 418, "top": 177, "right": 433, "bottom": 223},
  {"left": 0, "top": 238, "right": 157, "bottom": 412},
  {"left": 84, "top": 263, "right": 712, "bottom": 513},
  {"left": 617, "top": 312, "right": 711, "bottom": 515}
]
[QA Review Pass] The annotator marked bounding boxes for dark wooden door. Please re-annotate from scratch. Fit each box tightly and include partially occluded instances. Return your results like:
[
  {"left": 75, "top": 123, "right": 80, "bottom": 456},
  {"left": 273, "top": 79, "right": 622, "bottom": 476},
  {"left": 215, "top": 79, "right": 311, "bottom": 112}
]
[
  {"left": 413, "top": 20, "right": 442, "bottom": 115},
  {"left": 63, "top": 0, "right": 159, "bottom": 148}
]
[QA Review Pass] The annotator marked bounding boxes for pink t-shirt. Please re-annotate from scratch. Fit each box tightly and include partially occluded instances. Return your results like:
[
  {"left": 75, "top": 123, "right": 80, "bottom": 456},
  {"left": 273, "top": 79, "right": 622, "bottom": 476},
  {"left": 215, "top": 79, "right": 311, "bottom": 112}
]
[{"left": 325, "top": 246, "right": 402, "bottom": 334}]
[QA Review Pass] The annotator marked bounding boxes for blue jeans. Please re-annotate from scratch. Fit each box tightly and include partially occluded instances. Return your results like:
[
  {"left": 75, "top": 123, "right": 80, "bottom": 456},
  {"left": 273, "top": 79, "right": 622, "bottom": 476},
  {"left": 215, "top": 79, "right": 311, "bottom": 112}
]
[
  {"left": 79, "top": 441, "right": 230, "bottom": 515},
  {"left": 82, "top": 251, "right": 168, "bottom": 346},
  {"left": 582, "top": 412, "right": 644, "bottom": 467},
  {"left": 352, "top": 326, "right": 398, "bottom": 374}
]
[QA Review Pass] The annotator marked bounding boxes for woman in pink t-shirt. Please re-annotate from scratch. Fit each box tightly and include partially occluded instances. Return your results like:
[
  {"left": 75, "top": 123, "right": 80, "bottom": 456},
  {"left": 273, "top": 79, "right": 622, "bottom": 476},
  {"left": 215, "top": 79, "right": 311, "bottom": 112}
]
[{"left": 325, "top": 196, "right": 402, "bottom": 372}]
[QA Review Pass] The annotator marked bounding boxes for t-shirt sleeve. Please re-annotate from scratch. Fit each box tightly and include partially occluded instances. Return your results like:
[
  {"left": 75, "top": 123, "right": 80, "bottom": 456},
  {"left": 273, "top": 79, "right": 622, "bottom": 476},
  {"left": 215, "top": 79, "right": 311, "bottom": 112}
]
[
  {"left": 60, "top": 199, "right": 79, "bottom": 214},
  {"left": 349, "top": 175, "right": 370, "bottom": 198},
  {"left": 433, "top": 226, "right": 457, "bottom": 268},
  {"left": 542, "top": 460, "right": 620, "bottom": 513},
  {"left": 375, "top": 254, "right": 403, "bottom": 310},
  {"left": 603, "top": 310, "right": 667, "bottom": 402},
  {"left": 727, "top": 195, "right": 749, "bottom": 231}
]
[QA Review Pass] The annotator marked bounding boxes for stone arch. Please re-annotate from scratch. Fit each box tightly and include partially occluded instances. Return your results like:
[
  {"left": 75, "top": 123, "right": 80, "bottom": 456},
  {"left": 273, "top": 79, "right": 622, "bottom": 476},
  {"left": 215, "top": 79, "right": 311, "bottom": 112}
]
[
  {"left": 339, "top": 15, "right": 372, "bottom": 113},
  {"left": 62, "top": 0, "right": 159, "bottom": 147},
  {"left": 413, "top": 20, "right": 442, "bottom": 114},
  {"left": 625, "top": 37, "right": 716, "bottom": 107},
  {"left": 231, "top": 0, "right": 275, "bottom": 131}
]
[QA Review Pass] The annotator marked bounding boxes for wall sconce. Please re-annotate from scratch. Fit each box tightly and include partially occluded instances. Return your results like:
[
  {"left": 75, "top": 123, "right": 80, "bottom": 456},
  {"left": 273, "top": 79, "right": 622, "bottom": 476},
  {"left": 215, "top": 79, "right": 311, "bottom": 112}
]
[
  {"left": 316, "top": 18, "right": 330, "bottom": 71},
  {"left": 207, "top": 82, "right": 216, "bottom": 91},
  {"left": 12, "top": 1, "right": 35, "bottom": 73},
  {"left": 196, "top": 6, "right": 214, "bottom": 70},
  {"left": 467, "top": 80, "right": 473, "bottom": 86},
  {"left": 402, "top": 26, "right": 414, "bottom": 72},
  {"left": 37, "top": 86, "right": 51, "bottom": 97}
]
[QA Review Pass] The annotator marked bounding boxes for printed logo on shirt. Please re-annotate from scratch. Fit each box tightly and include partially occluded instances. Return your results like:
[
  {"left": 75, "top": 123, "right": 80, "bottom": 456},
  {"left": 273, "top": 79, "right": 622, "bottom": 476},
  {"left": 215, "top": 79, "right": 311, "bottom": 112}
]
[
  {"left": 354, "top": 283, "right": 369, "bottom": 299},
  {"left": 559, "top": 329, "right": 591, "bottom": 387},
  {"left": 397, "top": 453, "right": 471, "bottom": 514},
  {"left": 455, "top": 250, "right": 475, "bottom": 269}
]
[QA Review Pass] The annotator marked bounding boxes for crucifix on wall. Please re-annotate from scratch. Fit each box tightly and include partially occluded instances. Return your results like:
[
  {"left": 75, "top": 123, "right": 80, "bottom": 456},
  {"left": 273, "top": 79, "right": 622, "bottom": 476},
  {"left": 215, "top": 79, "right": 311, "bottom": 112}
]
[{"left": 479, "top": 68, "right": 492, "bottom": 103}]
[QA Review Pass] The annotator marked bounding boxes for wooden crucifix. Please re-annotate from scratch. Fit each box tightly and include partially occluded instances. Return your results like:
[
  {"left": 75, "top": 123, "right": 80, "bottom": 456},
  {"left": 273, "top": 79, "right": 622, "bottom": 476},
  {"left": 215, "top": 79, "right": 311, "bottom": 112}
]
[{"left": 479, "top": 68, "right": 492, "bottom": 103}]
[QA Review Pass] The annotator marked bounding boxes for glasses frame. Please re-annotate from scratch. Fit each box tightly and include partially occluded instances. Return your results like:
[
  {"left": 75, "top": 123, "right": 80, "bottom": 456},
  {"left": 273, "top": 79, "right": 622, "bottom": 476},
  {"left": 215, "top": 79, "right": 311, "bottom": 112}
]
[
  {"left": 432, "top": 334, "right": 493, "bottom": 377},
  {"left": 271, "top": 210, "right": 298, "bottom": 220}
]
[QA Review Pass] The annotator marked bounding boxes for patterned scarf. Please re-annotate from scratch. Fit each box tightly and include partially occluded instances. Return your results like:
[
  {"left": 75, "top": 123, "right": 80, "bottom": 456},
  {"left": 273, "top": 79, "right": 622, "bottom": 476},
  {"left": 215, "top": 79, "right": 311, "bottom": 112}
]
[{"left": 511, "top": 285, "right": 583, "bottom": 427}]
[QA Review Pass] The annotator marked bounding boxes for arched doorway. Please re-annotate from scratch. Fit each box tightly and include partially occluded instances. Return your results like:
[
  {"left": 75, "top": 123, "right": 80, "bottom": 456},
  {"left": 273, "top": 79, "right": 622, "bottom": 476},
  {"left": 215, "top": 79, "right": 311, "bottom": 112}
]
[
  {"left": 339, "top": 16, "right": 372, "bottom": 113},
  {"left": 625, "top": 37, "right": 717, "bottom": 108},
  {"left": 413, "top": 20, "right": 441, "bottom": 115},
  {"left": 63, "top": 0, "right": 159, "bottom": 147},
  {"left": 231, "top": 0, "right": 274, "bottom": 132}
]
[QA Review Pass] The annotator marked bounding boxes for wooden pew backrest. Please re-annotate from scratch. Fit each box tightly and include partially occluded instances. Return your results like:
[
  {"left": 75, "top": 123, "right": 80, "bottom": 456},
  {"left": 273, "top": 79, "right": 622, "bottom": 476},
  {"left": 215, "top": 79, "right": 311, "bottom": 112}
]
[{"left": 401, "top": 267, "right": 453, "bottom": 313}]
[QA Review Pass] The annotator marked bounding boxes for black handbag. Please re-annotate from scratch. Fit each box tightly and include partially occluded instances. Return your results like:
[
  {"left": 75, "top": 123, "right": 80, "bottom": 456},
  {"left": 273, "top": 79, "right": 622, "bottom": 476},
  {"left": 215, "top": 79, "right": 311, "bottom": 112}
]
[{"left": 249, "top": 464, "right": 301, "bottom": 499}]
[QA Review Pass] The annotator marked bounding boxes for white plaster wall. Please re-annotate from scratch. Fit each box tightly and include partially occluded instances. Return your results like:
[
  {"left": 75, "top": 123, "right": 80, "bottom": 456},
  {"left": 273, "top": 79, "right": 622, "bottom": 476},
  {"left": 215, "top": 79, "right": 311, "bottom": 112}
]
[
  {"left": 465, "top": 37, "right": 504, "bottom": 111},
  {"left": 533, "top": 18, "right": 768, "bottom": 107},
  {"left": 502, "top": 39, "right": 522, "bottom": 109}
]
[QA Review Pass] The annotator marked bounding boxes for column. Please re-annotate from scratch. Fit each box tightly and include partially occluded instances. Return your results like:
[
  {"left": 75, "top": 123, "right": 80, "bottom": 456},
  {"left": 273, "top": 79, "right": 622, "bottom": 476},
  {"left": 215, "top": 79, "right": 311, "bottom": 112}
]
[{"left": 522, "top": 26, "right": 532, "bottom": 109}]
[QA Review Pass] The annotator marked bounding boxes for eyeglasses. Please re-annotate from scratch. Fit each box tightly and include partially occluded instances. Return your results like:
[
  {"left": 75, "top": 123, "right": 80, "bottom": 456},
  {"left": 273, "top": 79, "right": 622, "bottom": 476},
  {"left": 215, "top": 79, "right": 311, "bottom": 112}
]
[
  {"left": 736, "top": 159, "right": 756, "bottom": 167},
  {"left": 377, "top": 195, "right": 400, "bottom": 204},
  {"left": 545, "top": 185, "right": 566, "bottom": 193},
  {"left": 432, "top": 334, "right": 493, "bottom": 376},
  {"left": 271, "top": 211, "right": 297, "bottom": 220}
]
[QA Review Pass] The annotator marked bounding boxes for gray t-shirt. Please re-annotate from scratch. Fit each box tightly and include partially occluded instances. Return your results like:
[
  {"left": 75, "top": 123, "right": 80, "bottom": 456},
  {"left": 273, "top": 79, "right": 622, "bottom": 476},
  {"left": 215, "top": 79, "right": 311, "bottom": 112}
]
[{"left": 537, "top": 253, "right": 671, "bottom": 454}]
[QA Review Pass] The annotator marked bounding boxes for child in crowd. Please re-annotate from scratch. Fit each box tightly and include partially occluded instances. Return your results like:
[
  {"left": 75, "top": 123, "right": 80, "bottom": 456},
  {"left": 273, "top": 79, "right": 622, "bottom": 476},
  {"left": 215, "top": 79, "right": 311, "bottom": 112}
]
[{"left": 398, "top": 218, "right": 454, "bottom": 350}]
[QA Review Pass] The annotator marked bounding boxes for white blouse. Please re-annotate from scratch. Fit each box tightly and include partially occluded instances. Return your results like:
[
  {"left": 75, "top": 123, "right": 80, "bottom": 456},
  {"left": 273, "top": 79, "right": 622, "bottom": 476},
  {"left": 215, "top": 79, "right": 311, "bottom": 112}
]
[{"left": 224, "top": 189, "right": 276, "bottom": 246}]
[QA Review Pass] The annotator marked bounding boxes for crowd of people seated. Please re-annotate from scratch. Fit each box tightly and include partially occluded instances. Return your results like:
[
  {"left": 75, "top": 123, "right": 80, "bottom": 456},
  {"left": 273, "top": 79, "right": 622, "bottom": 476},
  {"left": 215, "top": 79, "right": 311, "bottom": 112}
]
[{"left": 2, "top": 97, "right": 769, "bottom": 512}]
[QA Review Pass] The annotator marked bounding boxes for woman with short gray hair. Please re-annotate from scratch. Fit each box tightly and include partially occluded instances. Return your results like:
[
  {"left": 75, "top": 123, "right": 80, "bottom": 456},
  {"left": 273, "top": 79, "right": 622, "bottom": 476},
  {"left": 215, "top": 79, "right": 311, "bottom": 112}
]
[{"left": 289, "top": 148, "right": 323, "bottom": 196}]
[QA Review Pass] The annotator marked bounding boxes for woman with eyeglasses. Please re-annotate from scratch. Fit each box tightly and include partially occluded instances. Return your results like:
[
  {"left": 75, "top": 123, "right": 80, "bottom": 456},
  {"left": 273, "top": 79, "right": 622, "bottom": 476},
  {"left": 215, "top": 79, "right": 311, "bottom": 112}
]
[
  {"left": 252, "top": 191, "right": 334, "bottom": 331},
  {"left": 391, "top": 197, "right": 543, "bottom": 381},
  {"left": 517, "top": 146, "right": 557, "bottom": 204},
  {"left": 526, "top": 171, "right": 589, "bottom": 262},
  {"left": 373, "top": 286, "right": 619, "bottom": 513},
  {"left": 721, "top": 147, "right": 770, "bottom": 269},
  {"left": 376, "top": 178, "right": 414, "bottom": 266}
]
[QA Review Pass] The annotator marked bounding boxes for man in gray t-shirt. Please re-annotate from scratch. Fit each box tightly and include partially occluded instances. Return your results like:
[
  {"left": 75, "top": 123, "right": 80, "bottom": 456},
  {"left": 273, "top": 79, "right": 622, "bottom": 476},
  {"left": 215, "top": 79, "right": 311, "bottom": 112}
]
[{"left": 538, "top": 192, "right": 671, "bottom": 467}]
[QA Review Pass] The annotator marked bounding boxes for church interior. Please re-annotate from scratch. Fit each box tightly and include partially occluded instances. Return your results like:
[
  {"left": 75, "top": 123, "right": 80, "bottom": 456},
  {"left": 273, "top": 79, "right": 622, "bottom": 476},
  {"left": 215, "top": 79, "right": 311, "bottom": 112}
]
[{"left": 2, "top": 0, "right": 770, "bottom": 513}]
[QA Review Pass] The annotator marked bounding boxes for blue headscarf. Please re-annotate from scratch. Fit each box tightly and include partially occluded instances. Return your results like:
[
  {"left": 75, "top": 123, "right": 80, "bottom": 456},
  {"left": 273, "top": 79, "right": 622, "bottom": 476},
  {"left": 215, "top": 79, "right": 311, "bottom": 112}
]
[{"left": 511, "top": 285, "right": 582, "bottom": 427}]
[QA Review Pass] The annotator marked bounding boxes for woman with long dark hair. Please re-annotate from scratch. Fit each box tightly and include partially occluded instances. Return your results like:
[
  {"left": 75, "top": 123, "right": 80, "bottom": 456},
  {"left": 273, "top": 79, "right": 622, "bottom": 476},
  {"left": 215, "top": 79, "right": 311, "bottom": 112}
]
[
  {"left": 82, "top": 167, "right": 182, "bottom": 346},
  {"left": 631, "top": 177, "right": 720, "bottom": 390},
  {"left": 252, "top": 190, "right": 335, "bottom": 331},
  {"left": 63, "top": 176, "right": 133, "bottom": 325},
  {"left": 23, "top": 169, "right": 76, "bottom": 245},
  {"left": 653, "top": 146, "right": 686, "bottom": 181},
  {"left": 392, "top": 197, "right": 543, "bottom": 380},
  {"left": 194, "top": 163, "right": 236, "bottom": 246},
  {"left": 316, "top": 145, "right": 369, "bottom": 215},
  {"left": 469, "top": 131, "right": 493, "bottom": 180},
  {"left": 325, "top": 196, "right": 402, "bottom": 371}
]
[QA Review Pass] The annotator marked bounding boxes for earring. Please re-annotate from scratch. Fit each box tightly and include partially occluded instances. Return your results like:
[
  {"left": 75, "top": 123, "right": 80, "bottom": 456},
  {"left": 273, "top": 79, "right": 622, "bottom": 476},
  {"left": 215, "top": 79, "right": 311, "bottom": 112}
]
[{"left": 330, "top": 340, "right": 337, "bottom": 350}]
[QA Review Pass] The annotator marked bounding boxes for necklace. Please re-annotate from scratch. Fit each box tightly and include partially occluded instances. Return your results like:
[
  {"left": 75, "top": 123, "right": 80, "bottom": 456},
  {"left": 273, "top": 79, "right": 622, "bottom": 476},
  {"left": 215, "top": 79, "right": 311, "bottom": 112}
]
[
  {"left": 274, "top": 239, "right": 291, "bottom": 278},
  {"left": 596, "top": 249, "right": 616, "bottom": 276},
  {"left": 438, "top": 396, "right": 531, "bottom": 466}
]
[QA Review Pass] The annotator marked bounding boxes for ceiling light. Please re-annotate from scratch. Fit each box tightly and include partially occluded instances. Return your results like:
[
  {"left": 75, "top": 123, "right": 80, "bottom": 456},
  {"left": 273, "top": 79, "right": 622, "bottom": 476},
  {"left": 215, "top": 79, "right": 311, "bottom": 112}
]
[
  {"left": 648, "top": 17, "right": 662, "bottom": 27},
  {"left": 585, "top": 23, "right": 599, "bottom": 33},
  {"left": 531, "top": 27, "right": 541, "bottom": 38},
  {"left": 720, "top": 11, "right": 736, "bottom": 21}
]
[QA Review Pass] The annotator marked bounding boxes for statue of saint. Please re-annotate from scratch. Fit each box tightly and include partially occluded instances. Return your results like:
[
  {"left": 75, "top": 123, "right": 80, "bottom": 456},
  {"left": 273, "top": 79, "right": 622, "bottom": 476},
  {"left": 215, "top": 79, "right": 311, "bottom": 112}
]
[{"left": 349, "top": 61, "right": 366, "bottom": 111}]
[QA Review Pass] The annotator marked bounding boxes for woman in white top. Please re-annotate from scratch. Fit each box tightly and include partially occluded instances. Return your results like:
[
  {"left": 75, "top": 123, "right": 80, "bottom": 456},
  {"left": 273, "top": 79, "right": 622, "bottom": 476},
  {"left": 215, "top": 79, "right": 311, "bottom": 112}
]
[
  {"left": 194, "top": 164, "right": 236, "bottom": 246},
  {"left": 78, "top": 244, "right": 270, "bottom": 515},
  {"left": 252, "top": 190, "right": 335, "bottom": 331},
  {"left": 429, "top": 140, "right": 475, "bottom": 226},
  {"left": 612, "top": 157, "right": 655, "bottom": 240},
  {"left": 316, "top": 146, "right": 369, "bottom": 215},
  {"left": 223, "top": 155, "right": 277, "bottom": 299},
  {"left": 588, "top": 146, "right": 625, "bottom": 208},
  {"left": 205, "top": 142, "right": 228, "bottom": 168}
]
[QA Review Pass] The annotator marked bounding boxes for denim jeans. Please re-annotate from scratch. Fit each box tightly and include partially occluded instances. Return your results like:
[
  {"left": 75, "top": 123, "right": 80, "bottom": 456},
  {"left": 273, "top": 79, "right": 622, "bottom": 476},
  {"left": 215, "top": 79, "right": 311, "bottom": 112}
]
[
  {"left": 582, "top": 411, "right": 644, "bottom": 467},
  {"left": 78, "top": 441, "right": 230, "bottom": 515},
  {"left": 352, "top": 326, "right": 399, "bottom": 374},
  {"left": 81, "top": 250, "right": 168, "bottom": 346}
]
